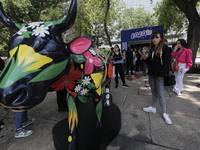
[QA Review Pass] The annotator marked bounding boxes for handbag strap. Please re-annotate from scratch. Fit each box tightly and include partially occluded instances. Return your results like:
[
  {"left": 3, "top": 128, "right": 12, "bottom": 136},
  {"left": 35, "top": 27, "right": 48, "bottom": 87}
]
[{"left": 176, "top": 50, "right": 185, "bottom": 59}]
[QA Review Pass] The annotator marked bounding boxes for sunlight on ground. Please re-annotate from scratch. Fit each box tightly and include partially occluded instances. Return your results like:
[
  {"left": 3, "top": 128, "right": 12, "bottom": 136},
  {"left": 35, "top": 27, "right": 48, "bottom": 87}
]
[{"left": 180, "top": 93, "right": 200, "bottom": 106}]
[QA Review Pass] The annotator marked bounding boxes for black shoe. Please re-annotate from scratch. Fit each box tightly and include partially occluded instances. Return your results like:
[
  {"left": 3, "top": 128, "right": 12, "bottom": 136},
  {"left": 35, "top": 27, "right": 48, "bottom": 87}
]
[
  {"left": 122, "top": 84, "right": 129, "bottom": 88},
  {"left": 115, "top": 85, "right": 118, "bottom": 88}
]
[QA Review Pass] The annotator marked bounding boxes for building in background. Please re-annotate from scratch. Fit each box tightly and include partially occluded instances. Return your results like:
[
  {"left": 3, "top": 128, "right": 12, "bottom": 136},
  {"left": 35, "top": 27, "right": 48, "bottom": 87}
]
[{"left": 121, "top": 25, "right": 164, "bottom": 50}]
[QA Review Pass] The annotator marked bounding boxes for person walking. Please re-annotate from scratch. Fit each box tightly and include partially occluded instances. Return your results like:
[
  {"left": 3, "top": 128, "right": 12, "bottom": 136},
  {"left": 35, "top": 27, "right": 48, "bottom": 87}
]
[
  {"left": 126, "top": 47, "right": 134, "bottom": 76},
  {"left": 122, "top": 49, "right": 127, "bottom": 71},
  {"left": 141, "top": 31, "right": 172, "bottom": 125},
  {"left": 171, "top": 39, "right": 193, "bottom": 95},
  {"left": 112, "top": 45, "right": 129, "bottom": 88},
  {"left": 15, "top": 111, "right": 36, "bottom": 138}
]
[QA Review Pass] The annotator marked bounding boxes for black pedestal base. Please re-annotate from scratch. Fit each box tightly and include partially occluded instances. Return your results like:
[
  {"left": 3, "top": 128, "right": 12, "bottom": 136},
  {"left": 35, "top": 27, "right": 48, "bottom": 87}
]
[{"left": 52, "top": 101, "right": 121, "bottom": 150}]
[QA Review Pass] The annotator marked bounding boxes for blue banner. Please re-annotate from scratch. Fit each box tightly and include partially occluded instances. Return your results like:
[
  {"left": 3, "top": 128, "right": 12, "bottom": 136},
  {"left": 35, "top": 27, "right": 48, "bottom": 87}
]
[{"left": 121, "top": 25, "right": 164, "bottom": 50}]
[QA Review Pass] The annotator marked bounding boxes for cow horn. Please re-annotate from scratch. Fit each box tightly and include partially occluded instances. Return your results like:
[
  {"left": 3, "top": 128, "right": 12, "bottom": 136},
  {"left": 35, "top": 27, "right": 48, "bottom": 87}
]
[
  {"left": 55, "top": 0, "right": 77, "bottom": 32},
  {"left": 0, "top": 2, "right": 22, "bottom": 31}
]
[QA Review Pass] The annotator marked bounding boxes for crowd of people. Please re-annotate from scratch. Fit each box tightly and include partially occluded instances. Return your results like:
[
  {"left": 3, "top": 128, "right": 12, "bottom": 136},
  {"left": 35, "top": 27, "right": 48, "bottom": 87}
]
[{"left": 110, "top": 31, "right": 192, "bottom": 125}]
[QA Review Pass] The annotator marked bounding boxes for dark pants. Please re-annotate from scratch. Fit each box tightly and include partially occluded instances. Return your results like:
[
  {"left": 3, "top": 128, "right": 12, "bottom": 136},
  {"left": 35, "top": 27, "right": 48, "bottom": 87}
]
[
  {"left": 143, "top": 62, "right": 148, "bottom": 74},
  {"left": 126, "top": 60, "right": 134, "bottom": 75},
  {"left": 114, "top": 64, "right": 126, "bottom": 85},
  {"left": 136, "top": 59, "right": 141, "bottom": 71},
  {"left": 56, "top": 90, "right": 68, "bottom": 111}
]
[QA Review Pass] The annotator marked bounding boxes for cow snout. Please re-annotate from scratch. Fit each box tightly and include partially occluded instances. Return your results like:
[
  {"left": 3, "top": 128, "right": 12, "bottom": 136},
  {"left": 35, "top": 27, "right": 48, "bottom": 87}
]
[{"left": 0, "top": 87, "right": 29, "bottom": 109}]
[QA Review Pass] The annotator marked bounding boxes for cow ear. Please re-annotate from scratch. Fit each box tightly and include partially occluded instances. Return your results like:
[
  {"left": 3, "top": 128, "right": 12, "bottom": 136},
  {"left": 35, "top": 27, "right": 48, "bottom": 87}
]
[{"left": 69, "top": 37, "right": 93, "bottom": 54}]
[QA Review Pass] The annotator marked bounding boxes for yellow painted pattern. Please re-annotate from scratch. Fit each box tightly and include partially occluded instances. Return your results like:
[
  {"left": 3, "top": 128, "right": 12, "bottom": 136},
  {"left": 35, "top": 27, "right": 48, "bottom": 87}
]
[
  {"left": 68, "top": 136, "right": 72, "bottom": 142},
  {"left": 9, "top": 45, "right": 53, "bottom": 72},
  {"left": 90, "top": 72, "right": 103, "bottom": 95},
  {"left": 68, "top": 109, "right": 78, "bottom": 132}
]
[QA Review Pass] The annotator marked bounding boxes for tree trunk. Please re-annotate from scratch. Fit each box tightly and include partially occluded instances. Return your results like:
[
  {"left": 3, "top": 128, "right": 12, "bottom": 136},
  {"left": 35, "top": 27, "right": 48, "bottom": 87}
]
[
  {"left": 104, "top": 0, "right": 112, "bottom": 47},
  {"left": 187, "top": 19, "right": 200, "bottom": 71}
]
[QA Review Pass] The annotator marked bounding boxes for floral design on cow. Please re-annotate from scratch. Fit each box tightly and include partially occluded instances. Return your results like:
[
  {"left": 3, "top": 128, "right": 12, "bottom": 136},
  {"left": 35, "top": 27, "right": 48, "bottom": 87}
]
[{"left": 0, "top": 0, "right": 113, "bottom": 149}]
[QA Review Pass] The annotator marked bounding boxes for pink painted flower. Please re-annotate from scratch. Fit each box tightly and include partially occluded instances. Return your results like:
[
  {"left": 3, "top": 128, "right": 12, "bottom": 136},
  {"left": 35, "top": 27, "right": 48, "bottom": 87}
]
[
  {"left": 83, "top": 51, "right": 102, "bottom": 74},
  {"left": 95, "top": 98, "right": 99, "bottom": 102}
]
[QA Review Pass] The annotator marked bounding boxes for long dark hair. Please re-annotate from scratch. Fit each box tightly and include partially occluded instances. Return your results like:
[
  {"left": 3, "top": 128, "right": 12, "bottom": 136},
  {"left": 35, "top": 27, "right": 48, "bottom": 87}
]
[
  {"left": 114, "top": 44, "right": 120, "bottom": 50},
  {"left": 149, "top": 31, "right": 164, "bottom": 56},
  {"left": 114, "top": 44, "right": 121, "bottom": 53},
  {"left": 177, "top": 39, "right": 188, "bottom": 48}
]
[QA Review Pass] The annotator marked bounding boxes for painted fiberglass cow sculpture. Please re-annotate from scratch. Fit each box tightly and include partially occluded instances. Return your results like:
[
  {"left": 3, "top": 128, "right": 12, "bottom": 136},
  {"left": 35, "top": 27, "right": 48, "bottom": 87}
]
[{"left": 0, "top": 0, "right": 112, "bottom": 148}]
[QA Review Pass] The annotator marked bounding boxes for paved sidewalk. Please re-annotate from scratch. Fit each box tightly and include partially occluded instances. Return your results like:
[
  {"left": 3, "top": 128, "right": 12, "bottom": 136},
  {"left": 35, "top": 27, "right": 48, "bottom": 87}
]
[{"left": 0, "top": 73, "right": 200, "bottom": 150}]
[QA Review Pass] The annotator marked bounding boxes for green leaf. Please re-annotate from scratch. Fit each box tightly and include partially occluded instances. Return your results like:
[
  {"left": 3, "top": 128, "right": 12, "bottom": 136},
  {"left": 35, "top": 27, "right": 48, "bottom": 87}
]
[
  {"left": 78, "top": 96, "right": 88, "bottom": 103},
  {"left": 44, "top": 22, "right": 52, "bottom": 27},
  {"left": 71, "top": 54, "right": 86, "bottom": 63},
  {"left": 96, "top": 99, "right": 103, "bottom": 121},
  {"left": 22, "top": 31, "right": 33, "bottom": 38},
  {"left": 51, "top": 16, "right": 66, "bottom": 25},
  {"left": 87, "top": 84, "right": 92, "bottom": 90},
  {"left": 29, "top": 59, "right": 69, "bottom": 83},
  {"left": 90, "top": 83, "right": 95, "bottom": 89},
  {"left": 86, "top": 93, "right": 92, "bottom": 97},
  {"left": 15, "top": 23, "right": 23, "bottom": 29},
  {"left": 76, "top": 79, "right": 83, "bottom": 84},
  {"left": 0, "top": 57, "right": 40, "bottom": 88},
  {"left": 87, "top": 83, "right": 95, "bottom": 90},
  {"left": 68, "top": 94, "right": 77, "bottom": 111}
]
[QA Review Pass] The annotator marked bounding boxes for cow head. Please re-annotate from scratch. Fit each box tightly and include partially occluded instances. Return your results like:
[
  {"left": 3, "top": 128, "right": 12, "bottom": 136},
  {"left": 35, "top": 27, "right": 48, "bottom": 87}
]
[{"left": 0, "top": 0, "right": 93, "bottom": 111}]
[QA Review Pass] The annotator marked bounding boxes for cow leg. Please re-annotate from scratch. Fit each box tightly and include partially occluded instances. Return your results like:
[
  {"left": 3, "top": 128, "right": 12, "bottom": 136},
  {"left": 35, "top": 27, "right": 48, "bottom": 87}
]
[{"left": 56, "top": 90, "right": 68, "bottom": 112}]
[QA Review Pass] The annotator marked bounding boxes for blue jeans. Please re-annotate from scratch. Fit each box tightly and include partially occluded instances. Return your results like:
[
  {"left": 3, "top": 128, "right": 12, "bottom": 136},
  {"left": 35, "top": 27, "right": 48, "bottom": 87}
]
[
  {"left": 148, "top": 75, "right": 166, "bottom": 113},
  {"left": 15, "top": 111, "right": 28, "bottom": 129}
]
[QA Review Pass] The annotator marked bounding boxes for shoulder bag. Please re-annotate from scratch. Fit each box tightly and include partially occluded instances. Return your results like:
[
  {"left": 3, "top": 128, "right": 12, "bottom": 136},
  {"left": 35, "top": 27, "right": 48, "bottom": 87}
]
[{"left": 171, "top": 50, "right": 185, "bottom": 72}]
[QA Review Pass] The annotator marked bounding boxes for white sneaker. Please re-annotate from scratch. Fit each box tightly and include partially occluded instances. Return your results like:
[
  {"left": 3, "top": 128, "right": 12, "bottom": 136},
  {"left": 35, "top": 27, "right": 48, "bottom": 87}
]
[
  {"left": 143, "top": 106, "right": 156, "bottom": 113},
  {"left": 163, "top": 113, "right": 172, "bottom": 125},
  {"left": 15, "top": 129, "right": 33, "bottom": 138},
  {"left": 177, "top": 92, "right": 181, "bottom": 96}
]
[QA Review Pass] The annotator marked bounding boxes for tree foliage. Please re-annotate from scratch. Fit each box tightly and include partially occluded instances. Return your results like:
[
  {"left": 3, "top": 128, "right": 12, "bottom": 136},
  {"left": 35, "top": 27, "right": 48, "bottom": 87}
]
[
  {"left": 70, "top": 0, "right": 120, "bottom": 47},
  {"left": 153, "top": 0, "right": 188, "bottom": 35},
  {"left": 0, "top": 0, "right": 67, "bottom": 56},
  {"left": 115, "top": 6, "right": 158, "bottom": 40},
  {"left": 0, "top": 0, "right": 121, "bottom": 50}
]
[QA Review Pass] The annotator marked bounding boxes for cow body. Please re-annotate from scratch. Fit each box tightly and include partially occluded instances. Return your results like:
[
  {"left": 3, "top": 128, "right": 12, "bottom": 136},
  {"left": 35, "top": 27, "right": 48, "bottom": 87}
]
[{"left": 0, "top": 0, "right": 112, "bottom": 149}]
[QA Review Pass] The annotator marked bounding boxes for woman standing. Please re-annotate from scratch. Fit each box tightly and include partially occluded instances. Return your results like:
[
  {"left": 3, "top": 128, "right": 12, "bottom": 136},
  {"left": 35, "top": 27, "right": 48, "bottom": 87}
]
[
  {"left": 171, "top": 39, "right": 193, "bottom": 95},
  {"left": 135, "top": 48, "right": 142, "bottom": 73},
  {"left": 141, "top": 31, "right": 172, "bottom": 125},
  {"left": 126, "top": 47, "right": 134, "bottom": 75},
  {"left": 112, "top": 45, "right": 129, "bottom": 88}
]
